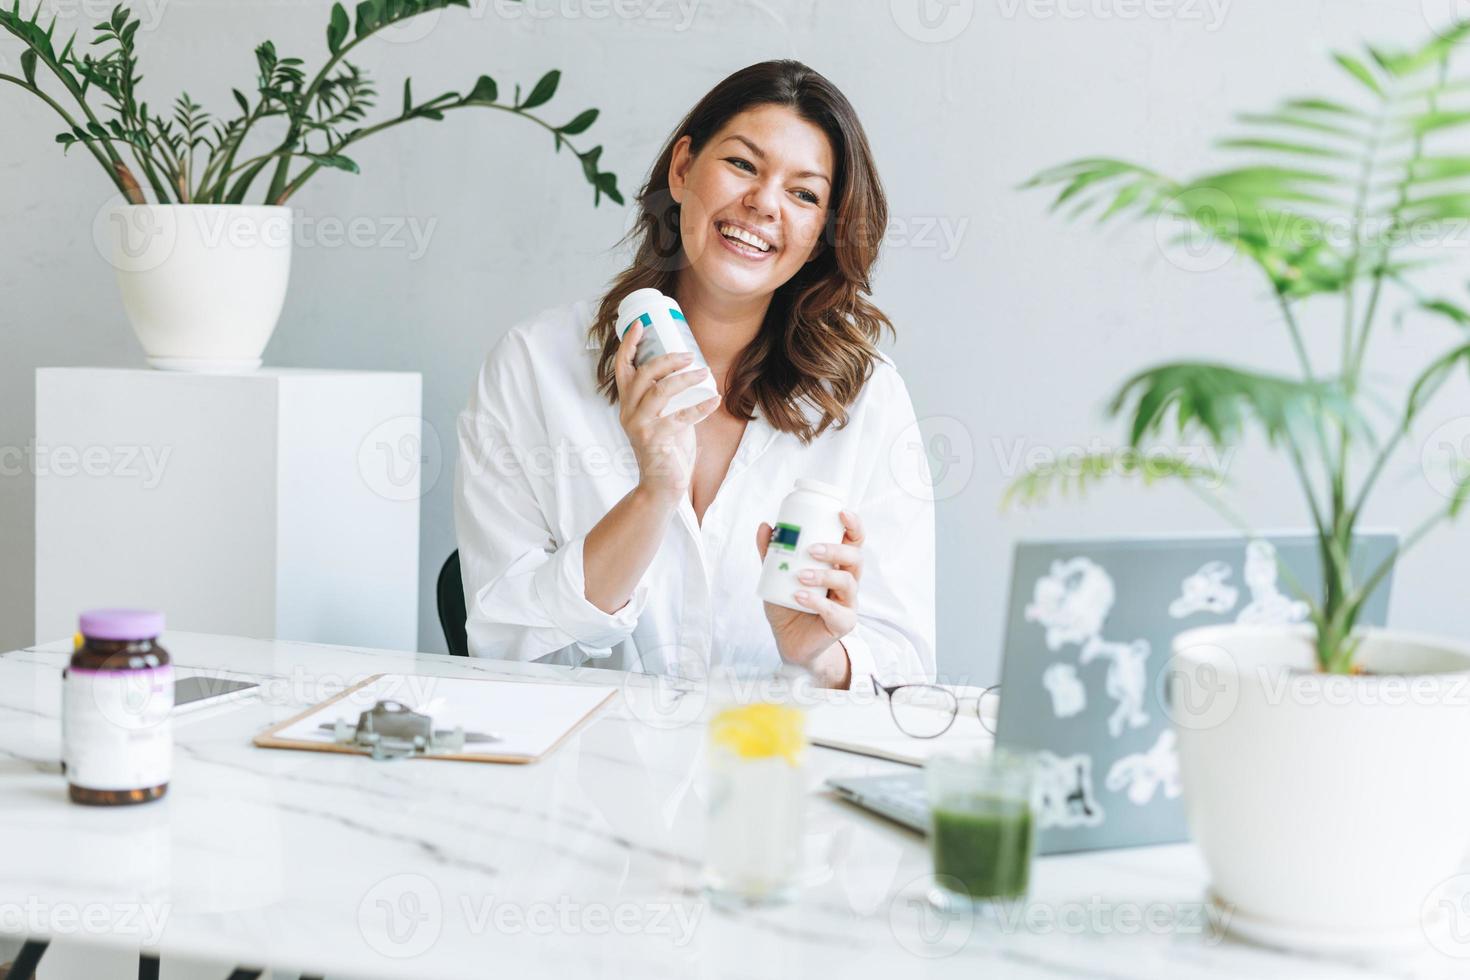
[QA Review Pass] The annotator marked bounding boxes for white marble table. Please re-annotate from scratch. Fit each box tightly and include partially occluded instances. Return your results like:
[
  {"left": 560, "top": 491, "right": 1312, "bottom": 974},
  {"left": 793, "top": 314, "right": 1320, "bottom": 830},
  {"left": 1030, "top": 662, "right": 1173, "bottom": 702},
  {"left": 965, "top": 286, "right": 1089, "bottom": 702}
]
[{"left": 0, "top": 632, "right": 1461, "bottom": 979}]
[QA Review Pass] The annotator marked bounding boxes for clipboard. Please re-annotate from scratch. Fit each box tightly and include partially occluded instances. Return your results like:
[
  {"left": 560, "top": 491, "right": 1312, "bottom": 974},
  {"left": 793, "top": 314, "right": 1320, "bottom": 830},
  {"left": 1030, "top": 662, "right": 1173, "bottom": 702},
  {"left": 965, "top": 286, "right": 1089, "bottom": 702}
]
[{"left": 253, "top": 672, "right": 614, "bottom": 764}]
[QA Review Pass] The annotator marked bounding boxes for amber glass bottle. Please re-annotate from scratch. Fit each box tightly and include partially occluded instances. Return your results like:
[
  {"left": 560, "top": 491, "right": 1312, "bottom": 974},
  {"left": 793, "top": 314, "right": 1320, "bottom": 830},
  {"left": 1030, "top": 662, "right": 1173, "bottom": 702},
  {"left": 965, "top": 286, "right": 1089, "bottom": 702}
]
[{"left": 62, "top": 609, "right": 172, "bottom": 806}]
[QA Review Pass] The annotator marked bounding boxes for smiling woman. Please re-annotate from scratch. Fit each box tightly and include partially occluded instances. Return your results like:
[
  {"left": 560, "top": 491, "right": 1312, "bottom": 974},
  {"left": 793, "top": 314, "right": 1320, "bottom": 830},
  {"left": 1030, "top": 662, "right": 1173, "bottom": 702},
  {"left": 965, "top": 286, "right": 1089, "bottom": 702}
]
[{"left": 454, "top": 60, "right": 934, "bottom": 690}]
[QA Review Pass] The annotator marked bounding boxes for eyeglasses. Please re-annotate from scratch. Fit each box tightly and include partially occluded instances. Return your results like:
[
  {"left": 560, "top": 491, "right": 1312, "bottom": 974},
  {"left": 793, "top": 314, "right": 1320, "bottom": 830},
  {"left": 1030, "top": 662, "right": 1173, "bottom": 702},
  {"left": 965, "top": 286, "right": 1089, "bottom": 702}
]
[{"left": 870, "top": 681, "right": 1000, "bottom": 739}]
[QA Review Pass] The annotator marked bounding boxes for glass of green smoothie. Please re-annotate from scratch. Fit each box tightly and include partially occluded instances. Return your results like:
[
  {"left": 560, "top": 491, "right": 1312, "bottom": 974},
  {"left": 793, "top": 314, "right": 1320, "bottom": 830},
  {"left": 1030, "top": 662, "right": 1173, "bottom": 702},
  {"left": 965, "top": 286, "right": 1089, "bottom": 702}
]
[{"left": 925, "top": 748, "right": 1037, "bottom": 915}]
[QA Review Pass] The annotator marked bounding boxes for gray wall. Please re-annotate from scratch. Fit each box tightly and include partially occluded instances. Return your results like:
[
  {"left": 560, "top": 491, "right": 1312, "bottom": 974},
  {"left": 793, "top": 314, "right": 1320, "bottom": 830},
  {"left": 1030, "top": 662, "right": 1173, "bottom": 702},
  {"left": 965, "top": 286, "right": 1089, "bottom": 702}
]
[{"left": 4, "top": 0, "right": 1467, "bottom": 681}]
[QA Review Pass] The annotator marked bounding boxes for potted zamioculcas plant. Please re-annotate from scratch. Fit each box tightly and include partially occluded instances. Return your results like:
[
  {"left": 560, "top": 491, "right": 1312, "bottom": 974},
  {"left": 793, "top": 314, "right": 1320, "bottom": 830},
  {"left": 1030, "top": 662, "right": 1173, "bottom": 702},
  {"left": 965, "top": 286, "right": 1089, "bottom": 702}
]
[
  {"left": 1013, "top": 23, "right": 1470, "bottom": 953},
  {"left": 1, "top": 0, "right": 622, "bottom": 370}
]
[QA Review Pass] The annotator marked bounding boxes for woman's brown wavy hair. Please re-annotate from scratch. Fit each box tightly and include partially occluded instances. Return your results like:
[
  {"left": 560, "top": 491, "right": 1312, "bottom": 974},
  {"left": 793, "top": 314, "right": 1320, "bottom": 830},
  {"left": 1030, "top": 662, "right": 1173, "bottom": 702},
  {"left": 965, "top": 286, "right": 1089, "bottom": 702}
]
[{"left": 589, "top": 59, "right": 891, "bottom": 443}]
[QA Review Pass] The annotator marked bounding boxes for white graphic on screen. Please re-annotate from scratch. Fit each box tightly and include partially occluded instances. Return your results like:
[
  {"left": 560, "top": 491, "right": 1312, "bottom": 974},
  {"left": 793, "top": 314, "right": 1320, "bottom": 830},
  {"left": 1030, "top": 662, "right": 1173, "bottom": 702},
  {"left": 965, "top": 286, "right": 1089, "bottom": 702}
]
[
  {"left": 1236, "top": 540, "right": 1310, "bottom": 626},
  {"left": 1035, "top": 751, "right": 1105, "bottom": 829},
  {"left": 1080, "top": 636, "right": 1151, "bottom": 738},
  {"left": 1168, "top": 560, "right": 1239, "bottom": 618},
  {"left": 1025, "top": 557, "right": 1115, "bottom": 651},
  {"left": 1105, "top": 729, "right": 1182, "bottom": 806},
  {"left": 1041, "top": 662, "right": 1087, "bottom": 718}
]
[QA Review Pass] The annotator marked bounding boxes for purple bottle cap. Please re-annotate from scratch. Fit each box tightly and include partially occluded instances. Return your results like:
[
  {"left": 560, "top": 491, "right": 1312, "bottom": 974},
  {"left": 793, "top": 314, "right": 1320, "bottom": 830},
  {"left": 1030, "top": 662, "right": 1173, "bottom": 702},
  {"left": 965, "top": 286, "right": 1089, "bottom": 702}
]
[{"left": 78, "top": 609, "right": 165, "bottom": 642}]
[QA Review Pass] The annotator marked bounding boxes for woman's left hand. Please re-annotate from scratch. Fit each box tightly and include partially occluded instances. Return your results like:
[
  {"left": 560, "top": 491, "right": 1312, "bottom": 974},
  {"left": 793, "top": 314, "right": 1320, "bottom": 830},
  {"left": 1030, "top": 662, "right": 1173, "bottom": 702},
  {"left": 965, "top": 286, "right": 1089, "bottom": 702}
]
[{"left": 755, "top": 509, "right": 865, "bottom": 687}]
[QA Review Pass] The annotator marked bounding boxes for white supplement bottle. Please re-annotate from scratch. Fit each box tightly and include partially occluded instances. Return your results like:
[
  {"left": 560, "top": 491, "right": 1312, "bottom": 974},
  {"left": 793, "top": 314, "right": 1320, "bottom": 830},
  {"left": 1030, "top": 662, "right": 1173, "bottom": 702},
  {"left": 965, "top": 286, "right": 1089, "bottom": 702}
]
[
  {"left": 617, "top": 287, "right": 720, "bottom": 416},
  {"left": 757, "top": 479, "right": 847, "bottom": 612}
]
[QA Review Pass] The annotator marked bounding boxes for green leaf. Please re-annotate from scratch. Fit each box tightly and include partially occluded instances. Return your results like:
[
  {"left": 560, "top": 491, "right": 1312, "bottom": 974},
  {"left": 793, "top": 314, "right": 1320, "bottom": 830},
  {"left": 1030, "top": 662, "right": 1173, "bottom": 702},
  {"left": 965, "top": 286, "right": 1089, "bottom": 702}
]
[
  {"left": 233, "top": 88, "right": 250, "bottom": 115},
  {"left": 1406, "top": 155, "right": 1470, "bottom": 183},
  {"left": 1407, "top": 342, "right": 1470, "bottom": 419},
  {"left": 1237, "top": 111, "right": 1361, "bottom": 140},
  {"left": 1392, "top": 22, "right": 1470, "bottom": 77},
  {"left": 557, "top": 107, "right": 598, "bottom": 135},
  {"left": 355, "top": 0, "right": 378, "bottom": 38},
  {"left": 1283, "top": 97, "right": 1367, "bottom": 118},
  {"left": 1399, "top": 191, "right": 1470, "bottom": 221},
  {"left": 402, "top": 77, "right": 412, "bottom": 114},
  {"left": 595, "top": 170, "right": 623, "bottom": 206},
  {"left": 1451, "top": 473, "right": 1470, "bottom": 519},
  {"left": 20, "top": 47, "right": 36, "bottom": 85},
  {"left": 305, "top": 152, "right": 360, "bottom": 174},
  {"left": 1332, "top": 51, "right": 1384, "bottom": 97},
  {"left": 1418, "top": 298, "right": 1470, "bottom": 328},
  {"left": 1109, "top": 362, "right": 1370, "bottom": 451},
  {"left": 1404, "top": 109, "right": 1470, "bottom": 135},
  {"left": 465, "top": 74, "right": 497, "bottom": 103},
  {"left": 1217, "top": 137, "right": 1344, "bottom": 159},
  {"left": 328, "top": 2, "right": 350, "bottom": 53},
  {"left": 519, "top": 69, "right": 559, "bottom": 109},
  {"left": 1002, "top": 451, "right": 1223, "bottom": 510},
  {"left": 578, "top": 144, "right": 603, "bottom": 183}
]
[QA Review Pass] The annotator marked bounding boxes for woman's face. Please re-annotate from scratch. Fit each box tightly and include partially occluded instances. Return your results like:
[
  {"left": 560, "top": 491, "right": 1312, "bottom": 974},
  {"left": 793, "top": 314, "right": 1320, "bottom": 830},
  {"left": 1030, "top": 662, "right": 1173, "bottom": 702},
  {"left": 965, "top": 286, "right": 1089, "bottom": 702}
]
[{"left": 667, "top": 104, "right": 835, "bottom": 304}]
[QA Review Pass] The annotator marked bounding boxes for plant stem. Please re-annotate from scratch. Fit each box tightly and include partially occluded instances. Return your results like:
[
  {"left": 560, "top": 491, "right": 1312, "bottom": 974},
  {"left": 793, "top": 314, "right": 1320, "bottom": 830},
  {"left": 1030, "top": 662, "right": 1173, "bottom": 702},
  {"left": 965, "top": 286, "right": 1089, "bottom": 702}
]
[
  {"left": 1348, "top": 422, "right": 1409, "bottom": 529},
  {"left": 1182, "top": 480, "right": 1322, "bottom": 624},
  {"left": 0, "top": 22, "right": 142, "bottom": 201},
  {"left": 198, "top": 105, "right": 268, "bottom": 202},
  {"left": 272, "top": 100, "right": 573, "bottom": 204},
  {"left": 129, "top": 141, "right": 174, "bottom": 203},
  {"left": 1352, "top": 499, "right": 1454, "bottom": 624},
  {"left": 262, "top": 26, "right": 383, "bottom": 203},
  {"left": 1273, "top": 294, "right": 1335, "bottom": 452},
  {"left": 0, "top": 72, "right": 128, "bottom": 198}
]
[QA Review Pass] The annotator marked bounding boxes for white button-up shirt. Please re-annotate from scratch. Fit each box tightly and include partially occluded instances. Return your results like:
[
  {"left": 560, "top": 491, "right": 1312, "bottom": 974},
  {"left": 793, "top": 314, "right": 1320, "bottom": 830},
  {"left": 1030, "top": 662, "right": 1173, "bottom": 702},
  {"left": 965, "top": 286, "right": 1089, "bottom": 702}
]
[{"left": 453, "top": 299, "right": 936, "bottom": 686}]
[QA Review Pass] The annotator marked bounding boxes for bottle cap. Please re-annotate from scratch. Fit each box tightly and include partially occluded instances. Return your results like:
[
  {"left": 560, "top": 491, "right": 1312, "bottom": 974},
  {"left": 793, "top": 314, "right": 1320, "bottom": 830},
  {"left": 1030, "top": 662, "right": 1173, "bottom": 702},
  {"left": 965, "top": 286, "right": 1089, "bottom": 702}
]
[
  {"left": 794, "top": 478, "right": 845, "bottom": 503},
  {"left": 617, "top": 288, "right": 668, "bottom": 336},
  {"left": 78, "top": 609, "right": 165, "bottom": 642}
]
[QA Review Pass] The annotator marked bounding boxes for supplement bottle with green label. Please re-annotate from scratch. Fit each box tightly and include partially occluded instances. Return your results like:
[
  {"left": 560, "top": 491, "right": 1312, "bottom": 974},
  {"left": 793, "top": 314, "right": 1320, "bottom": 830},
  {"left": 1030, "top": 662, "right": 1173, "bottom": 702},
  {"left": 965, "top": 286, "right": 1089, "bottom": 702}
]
[{"left": 617, "top": 288, "right": 720, "bottom": 415}]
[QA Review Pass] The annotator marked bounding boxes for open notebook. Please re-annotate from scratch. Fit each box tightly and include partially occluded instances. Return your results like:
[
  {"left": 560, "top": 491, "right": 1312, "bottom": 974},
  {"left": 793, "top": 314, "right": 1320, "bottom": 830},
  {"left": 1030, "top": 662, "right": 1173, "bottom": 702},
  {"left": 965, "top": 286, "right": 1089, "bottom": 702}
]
[{"left": 805, "top": 686, "right": 995, "bottom": 766}]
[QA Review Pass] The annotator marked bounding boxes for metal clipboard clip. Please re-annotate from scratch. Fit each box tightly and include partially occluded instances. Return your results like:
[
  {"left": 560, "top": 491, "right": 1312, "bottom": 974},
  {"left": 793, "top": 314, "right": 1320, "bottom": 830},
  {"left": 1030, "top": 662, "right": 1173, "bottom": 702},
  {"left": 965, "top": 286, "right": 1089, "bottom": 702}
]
[{"left": 318, "top": 699, "right": 502, "bottom": 761}]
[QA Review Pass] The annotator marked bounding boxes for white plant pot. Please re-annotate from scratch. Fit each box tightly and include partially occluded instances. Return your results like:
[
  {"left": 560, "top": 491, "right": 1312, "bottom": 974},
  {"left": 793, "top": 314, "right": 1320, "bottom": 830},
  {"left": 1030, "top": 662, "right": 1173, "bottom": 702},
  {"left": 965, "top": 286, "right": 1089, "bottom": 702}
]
[
  {"left": 1169, "top": 624, "right": 1470, "bottom": 955},
  {"left": 104, "top": 204, "right": 292, "bottom": 372}
]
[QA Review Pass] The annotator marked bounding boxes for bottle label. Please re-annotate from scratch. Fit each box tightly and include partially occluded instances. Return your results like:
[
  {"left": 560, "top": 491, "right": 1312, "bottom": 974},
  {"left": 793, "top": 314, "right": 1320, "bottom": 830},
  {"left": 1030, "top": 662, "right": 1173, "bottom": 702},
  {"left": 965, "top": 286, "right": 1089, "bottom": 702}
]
[{"left": 63, "top": 665, "right": 173, "bottom": 791}]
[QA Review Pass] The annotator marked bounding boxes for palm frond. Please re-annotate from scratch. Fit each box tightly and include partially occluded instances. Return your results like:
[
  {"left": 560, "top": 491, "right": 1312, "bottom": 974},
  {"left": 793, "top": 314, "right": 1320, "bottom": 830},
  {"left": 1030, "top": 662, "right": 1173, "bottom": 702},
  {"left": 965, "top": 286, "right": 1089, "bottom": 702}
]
[
  {"left": 1108, "top": 362, "right": 1372, "bottom": 450},
  {"left": 1002, "top": 451, "right": 1222, "bottom": 510}
]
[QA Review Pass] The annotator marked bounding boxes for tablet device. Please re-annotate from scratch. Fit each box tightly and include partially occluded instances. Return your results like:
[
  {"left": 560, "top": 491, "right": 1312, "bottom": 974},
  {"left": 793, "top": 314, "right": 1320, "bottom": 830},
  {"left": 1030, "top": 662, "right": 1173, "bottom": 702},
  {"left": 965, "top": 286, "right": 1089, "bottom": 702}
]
[{"left": 175, "top": 675, "right": 259, "bottom": 714}]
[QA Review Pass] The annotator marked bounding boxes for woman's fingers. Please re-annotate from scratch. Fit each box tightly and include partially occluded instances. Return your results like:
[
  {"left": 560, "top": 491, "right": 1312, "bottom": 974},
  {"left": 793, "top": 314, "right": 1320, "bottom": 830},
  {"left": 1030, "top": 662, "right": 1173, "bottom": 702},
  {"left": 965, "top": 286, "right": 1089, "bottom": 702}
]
[
  {"left": 668, "top": 395, "right": 721, "bottom": 427},
  {"left": 613, "top": 320, "right": 642, "bottom": 400},
  {"left": 808, "top": 541, "right": 863, "bottom": 579},
  {"left": 797, "top": 567, "right": 858, "bottom": 605},
  {"left": 755, "top": 521, "right": 772, "bottom": 561},
  {"left": 626, "top": 351, "right": 696, "bottom": 409},
  {"left": 640, "top": 366, "right": 711, "bottom": 419},
  {"left": 839, "top": 509, "right": 866, "bottom": 547},
  {"left": 793, "top": 588, "right": 856, "bottom": 635}
]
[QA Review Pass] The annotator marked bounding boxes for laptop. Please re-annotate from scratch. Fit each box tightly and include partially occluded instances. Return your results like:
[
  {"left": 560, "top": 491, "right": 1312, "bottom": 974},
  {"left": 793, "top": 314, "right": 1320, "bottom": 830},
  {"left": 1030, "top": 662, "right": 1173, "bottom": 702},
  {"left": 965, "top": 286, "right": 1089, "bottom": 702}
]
[{"left": 828, "top": 531, "right": 1398, "bottom": 854}]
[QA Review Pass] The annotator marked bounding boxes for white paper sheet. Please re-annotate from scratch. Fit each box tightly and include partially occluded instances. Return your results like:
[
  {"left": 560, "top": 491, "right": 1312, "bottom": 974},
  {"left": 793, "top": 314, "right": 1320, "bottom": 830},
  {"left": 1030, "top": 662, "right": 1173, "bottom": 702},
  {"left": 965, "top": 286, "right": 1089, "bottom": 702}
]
[{"left": 271, "top": 673, "right": 612, "bottom": 761}]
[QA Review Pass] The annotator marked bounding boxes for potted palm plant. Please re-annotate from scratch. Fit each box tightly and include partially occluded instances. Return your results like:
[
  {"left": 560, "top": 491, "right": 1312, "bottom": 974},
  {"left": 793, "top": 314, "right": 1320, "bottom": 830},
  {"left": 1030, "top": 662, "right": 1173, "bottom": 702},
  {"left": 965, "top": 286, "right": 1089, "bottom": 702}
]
[
  {"left": 1014, "top": 23, "right": 1470, "bottom": 953},
  {"left": 1, "top": 0, "right": 622, "bottom": 370}
]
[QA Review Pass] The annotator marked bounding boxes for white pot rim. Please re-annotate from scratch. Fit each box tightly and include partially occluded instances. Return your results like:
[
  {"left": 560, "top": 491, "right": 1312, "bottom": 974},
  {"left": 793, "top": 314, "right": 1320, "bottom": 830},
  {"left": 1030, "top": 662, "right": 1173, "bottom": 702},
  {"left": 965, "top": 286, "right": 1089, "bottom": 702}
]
[
  {"left": 1173, "top": 622, "right": 1470, "bottom": 680},
  {"left": 112, "top": 204, "right": 293, "bottom": 213}
]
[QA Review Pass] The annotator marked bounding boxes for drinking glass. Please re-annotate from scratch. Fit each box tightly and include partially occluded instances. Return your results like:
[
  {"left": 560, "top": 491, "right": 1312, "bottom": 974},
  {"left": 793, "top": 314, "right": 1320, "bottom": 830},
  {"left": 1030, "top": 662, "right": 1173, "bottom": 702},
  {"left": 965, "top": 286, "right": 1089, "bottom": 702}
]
[{"left": 925, "top": 748, "right": 1037, "bottom": 915}]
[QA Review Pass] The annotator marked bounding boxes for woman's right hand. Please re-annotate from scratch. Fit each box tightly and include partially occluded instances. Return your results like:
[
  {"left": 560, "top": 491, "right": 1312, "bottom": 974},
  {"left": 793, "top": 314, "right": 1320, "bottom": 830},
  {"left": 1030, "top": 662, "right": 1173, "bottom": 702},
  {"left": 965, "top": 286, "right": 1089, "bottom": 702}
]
[{"left": 614, "top": 320, "right": 721, "bottom": 504}]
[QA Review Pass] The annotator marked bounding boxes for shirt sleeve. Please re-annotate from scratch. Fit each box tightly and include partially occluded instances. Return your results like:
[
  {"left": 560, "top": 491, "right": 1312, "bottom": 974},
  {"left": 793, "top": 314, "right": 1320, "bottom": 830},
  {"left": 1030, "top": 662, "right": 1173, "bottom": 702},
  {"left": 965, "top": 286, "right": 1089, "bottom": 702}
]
[
  {"left": 841, "top": 364, "right": 937, "bottom": 688},
  {"left": 453, "top": 335, "right": 648, "bottom": 665}
]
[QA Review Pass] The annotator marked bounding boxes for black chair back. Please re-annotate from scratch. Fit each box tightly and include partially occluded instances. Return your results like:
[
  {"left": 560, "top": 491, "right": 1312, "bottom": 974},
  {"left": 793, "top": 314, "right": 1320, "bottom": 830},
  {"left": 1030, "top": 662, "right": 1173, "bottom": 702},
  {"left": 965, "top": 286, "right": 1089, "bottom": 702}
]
[{"left": 436, "top": 550, "right": 469, "bottom": 657}]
